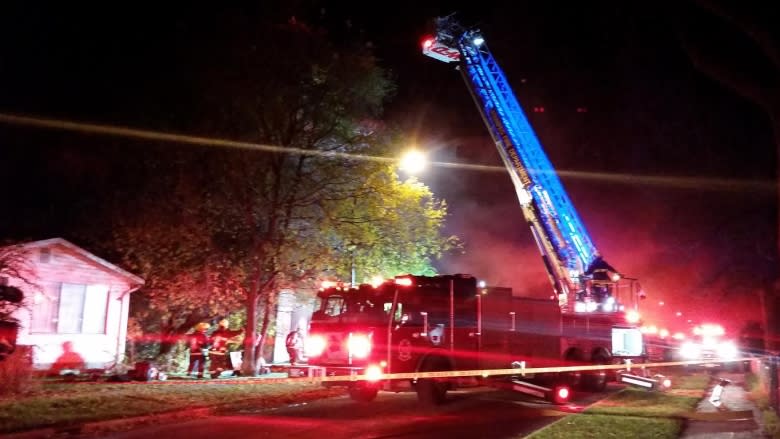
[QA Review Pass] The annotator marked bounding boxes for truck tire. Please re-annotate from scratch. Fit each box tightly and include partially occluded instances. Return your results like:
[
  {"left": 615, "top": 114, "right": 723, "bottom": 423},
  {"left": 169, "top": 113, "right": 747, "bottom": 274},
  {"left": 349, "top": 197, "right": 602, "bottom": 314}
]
[
  {"left": 416, "top": 356, "right": 449, "bottom": 405},
  {"left": 349, "top": 384, "right": 379, "bottom": 402},
  {"left": 416, "top": 377, "right": 447, "bottom": 405},
  {"left": 582, "top": 354, "right": 609, "bottom": 392},
  {"left": 564, "top": 350, "right": 583, "bottom": 389}
]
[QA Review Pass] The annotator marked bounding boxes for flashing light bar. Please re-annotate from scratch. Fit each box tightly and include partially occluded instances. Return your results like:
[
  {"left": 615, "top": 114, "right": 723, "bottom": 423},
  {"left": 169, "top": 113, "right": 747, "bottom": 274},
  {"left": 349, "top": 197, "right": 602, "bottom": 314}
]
[{"left": 395, "top": 277, "right": 413, "bottom": 287}]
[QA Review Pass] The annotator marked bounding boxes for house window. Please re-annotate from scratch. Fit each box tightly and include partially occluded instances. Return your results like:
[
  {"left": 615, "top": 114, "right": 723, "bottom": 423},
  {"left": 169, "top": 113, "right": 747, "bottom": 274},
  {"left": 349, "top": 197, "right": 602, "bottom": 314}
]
[
  {"left": 30, "top": 283, "right": 109, "bottom": 334},
  {"left": 30, "top": 288, "right": 59, "bottom": 333}
]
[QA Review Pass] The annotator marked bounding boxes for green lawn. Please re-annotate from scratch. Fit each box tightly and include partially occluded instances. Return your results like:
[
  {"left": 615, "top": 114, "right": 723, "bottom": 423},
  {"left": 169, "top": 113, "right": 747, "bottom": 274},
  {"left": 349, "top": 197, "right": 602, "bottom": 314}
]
[
  {"left": 526, "top": 414, "right": 680, "bottom": 439},
  {"left": 585, "top": 388, "right": 701, "bottom": 418},
  {"left": 526, "top": 372, "right": 711, "bottom": 439},
  {"left": 0, "top": 378, "right": 344, "bottom": 434},
  {"left": 669, "top": 373, "right": 711, "bottom": 391}
]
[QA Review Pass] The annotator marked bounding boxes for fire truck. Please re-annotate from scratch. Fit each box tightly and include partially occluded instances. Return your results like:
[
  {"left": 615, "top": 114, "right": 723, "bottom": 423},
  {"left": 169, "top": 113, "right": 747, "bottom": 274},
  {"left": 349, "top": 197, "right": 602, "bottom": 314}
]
[
  {"left": 302, "top": 15, "right": 646, "bottom": 403},
  {"left": 306, "top": 275, "right": 570, "bottom": 404}
]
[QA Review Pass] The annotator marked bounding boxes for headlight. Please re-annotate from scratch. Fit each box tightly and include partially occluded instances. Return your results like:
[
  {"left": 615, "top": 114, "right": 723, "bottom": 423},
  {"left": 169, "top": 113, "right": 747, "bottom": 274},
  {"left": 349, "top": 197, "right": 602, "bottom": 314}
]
[
  {"left": 680, "top": 342, "right": 701, "bottom": 360},
  {"left": 348, "top": 333, "right": 372, "bottom": 359},
  {"left": 717, "top": 341, "right": 738, "bottom": 360},
  {"left": 304, "top": 334, "right": 327, "bottom": 357}
]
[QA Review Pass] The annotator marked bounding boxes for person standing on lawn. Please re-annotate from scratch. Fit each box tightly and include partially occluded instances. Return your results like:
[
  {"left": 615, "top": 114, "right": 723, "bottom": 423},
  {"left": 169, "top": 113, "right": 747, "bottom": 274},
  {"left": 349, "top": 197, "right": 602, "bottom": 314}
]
[
  {"left": 187, "top": 322, "right": 211, "bottom": 379},
  {"left": 285, "top": 328, "right": 304, "bottom": 366},
  {"left": 209, "top": 318, "right": 242, "bottom": 376}
]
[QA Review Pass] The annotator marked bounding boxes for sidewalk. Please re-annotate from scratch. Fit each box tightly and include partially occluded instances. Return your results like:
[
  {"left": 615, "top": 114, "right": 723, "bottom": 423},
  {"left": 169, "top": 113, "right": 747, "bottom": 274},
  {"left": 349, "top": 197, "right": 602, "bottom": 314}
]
[{"left": 680, "top": 371, "right": 765, "bottom": 438}]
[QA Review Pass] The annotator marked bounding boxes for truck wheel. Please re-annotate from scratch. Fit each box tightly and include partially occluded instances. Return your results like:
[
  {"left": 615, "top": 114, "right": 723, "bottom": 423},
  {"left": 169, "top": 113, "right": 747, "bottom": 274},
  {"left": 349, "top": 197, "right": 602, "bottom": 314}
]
[
  {"left": 564, "top": 351, "right": 583, "bottom": 389},
  {"left": 582, "top": 357, "right": 609, "bottom": 392},
  {"left": 580, "top": 352, "right": 611, "bottom": 392},
  {"left": 416, "top": 356, "right": 449, "bottom": 405},
  {"left": 416, "top": 378, "right": 447, "bottom": 405},
  {"left": 349, "top": 384, "right": 379, "bottom": 402}
]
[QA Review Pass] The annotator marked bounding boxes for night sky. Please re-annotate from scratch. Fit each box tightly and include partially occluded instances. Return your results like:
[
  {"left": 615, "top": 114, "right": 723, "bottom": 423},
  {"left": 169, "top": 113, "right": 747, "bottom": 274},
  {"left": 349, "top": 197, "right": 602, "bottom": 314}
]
[{"left": 0, "top": 2, "right": 777, "bottom": 333}]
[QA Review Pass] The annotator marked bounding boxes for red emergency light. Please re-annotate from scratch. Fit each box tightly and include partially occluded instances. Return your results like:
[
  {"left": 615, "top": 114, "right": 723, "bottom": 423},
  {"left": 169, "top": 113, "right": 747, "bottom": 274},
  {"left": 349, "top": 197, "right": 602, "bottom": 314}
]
[
  {"left": 625, "top": 310, "right": 641, "bottom": 324},
  {"left": 304, "top": 334, "right": 327, "bottom": 357},
  {"left": 553, "top": 385, "right": 571, "bottom": 404},
  {"left": 422, "top": 37, "right": 435, "bottom": 49},
  {"left": 365, "top": 365, "right": 383, "bottom": 382},
  {"left": 348, "top": 333, "right": 372, "bottom": 359}
]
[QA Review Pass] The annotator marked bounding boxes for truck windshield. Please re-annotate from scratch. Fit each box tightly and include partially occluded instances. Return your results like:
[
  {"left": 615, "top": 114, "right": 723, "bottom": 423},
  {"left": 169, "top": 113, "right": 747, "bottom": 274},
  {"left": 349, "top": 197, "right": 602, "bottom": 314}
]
[
  {"left": 323, "top": 295, "right": 347, "bottom": 317},
  {"left": 313, "top": 292, "right": 391, "bottom": 325}
]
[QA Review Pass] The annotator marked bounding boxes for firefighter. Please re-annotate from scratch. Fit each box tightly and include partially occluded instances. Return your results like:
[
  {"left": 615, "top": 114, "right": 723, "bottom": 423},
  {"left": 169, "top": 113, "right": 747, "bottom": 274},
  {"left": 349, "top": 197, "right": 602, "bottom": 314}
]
[
  {"left": 187, "top": 322, "right": 211, "bottom": 379},
  {"left": 285, "top": 328, "right": 304, "bottom": 366},
  {"left": 209, "top": 319, "right": 242, "bottom": 376}
]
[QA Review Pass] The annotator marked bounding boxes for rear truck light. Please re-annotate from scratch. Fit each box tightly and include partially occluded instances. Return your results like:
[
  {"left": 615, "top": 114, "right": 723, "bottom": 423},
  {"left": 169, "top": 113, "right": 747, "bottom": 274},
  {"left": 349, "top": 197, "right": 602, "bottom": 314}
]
[
  {"left": 364, "top": 365, "right": 383, "bottom": 382},
  {"left": 512, "top": 378, "right": 569, "bottom": 404},
  {"left": 652, "top": 374, "right": 672, "bottom": 390},
  {"left": 348, "top": 333, "right": 372, "bottom": 359},
  {"left": 305, "top": 334, "right": 327, "bottom": 357},
  {"left": 553, "top": 385, "right": 570, "bottom": 404}
]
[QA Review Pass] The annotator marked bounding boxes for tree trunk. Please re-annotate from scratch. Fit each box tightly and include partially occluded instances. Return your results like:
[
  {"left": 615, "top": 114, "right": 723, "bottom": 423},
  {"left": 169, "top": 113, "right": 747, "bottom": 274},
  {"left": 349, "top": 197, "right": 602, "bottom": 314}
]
[
  {"left": 253, "top": 290, "right": 275, "bottom": 374},
  {"left": 242, "top": 288, "right": 258, "bottom": 376}
]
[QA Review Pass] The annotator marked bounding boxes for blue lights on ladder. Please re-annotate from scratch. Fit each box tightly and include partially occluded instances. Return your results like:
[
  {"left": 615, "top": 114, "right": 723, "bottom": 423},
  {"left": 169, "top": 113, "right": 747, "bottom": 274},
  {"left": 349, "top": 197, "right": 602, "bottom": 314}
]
[{"left": 457, "top": 34, "right": 599, "bottom": 274}]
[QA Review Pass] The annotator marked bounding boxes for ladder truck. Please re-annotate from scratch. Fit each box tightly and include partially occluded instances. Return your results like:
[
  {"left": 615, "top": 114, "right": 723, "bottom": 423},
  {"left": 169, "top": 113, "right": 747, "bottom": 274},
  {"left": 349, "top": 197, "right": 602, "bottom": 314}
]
[{"left": 422, "top": 15, "right": 645, "bottom": 386}]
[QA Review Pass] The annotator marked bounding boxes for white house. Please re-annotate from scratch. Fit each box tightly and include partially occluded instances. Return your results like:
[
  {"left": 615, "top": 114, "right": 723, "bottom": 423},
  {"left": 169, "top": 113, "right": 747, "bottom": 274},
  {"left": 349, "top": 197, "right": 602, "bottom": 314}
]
[{"left": 5, "top": 238, "right": 143, "bottom": 370}]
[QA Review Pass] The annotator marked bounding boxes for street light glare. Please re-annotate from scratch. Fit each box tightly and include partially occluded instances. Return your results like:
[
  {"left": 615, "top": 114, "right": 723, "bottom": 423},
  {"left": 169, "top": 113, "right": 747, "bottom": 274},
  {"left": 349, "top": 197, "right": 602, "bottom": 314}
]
[{"left": 399, "top": 150, "right": 427, "bottom": 174}]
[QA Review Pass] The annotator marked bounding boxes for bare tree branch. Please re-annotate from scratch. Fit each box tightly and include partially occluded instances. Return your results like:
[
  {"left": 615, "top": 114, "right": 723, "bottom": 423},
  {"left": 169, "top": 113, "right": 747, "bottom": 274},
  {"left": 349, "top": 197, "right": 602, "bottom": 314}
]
[
  {"left": 678, "top": 29, "right": 768, "bottom": 108},
  {"left": 694, "top": 0, "right": 780, "bottom": 71}
]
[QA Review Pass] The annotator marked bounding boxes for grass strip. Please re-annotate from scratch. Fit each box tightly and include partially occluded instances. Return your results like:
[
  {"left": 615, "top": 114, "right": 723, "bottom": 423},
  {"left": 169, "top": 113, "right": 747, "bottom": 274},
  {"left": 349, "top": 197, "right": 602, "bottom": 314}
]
[
  {"left": 0, "top": 380, "right": 344, "bottom": 433},
  {"left": 526, "top": 373, "right": 710, "bottom": 439},
  {"left": 526, "top": 413, "right": 681, "bottom": 439}
]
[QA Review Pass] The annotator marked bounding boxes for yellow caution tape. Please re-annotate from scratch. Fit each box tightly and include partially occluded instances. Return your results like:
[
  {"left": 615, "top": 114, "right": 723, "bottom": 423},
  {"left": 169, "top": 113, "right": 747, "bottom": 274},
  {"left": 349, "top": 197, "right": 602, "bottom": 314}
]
[{"left": 140, "top": 356, "right": 763, "bottom": 386}]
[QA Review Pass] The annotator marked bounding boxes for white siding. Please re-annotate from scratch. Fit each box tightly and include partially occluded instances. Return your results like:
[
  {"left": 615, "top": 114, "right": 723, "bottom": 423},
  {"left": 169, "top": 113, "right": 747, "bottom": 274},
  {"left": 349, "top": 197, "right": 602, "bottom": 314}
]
[{"left": 11, "top": 241, "right": 140, "bottom": 369}]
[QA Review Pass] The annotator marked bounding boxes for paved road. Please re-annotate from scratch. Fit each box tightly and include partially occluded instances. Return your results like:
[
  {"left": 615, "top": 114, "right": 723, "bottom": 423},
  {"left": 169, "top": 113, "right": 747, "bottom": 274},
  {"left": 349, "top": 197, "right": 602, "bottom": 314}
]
[{"left": 94, "top": 385, "right": 620, "bottom": 439}]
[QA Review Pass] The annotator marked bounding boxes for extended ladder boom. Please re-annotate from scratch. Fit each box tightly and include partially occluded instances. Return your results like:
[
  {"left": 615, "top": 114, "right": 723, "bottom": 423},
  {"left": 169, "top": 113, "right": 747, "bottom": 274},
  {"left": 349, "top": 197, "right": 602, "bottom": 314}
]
[{"left": 423, "top": 16, "right": 621, "bottom": 312}]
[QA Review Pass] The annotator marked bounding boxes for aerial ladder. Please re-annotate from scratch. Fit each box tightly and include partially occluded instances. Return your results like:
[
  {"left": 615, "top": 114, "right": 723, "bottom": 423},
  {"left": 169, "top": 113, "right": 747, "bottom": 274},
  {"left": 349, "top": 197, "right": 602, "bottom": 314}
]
[{"left": 422, "top": 15, "right": 645, "bottom": 374}]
